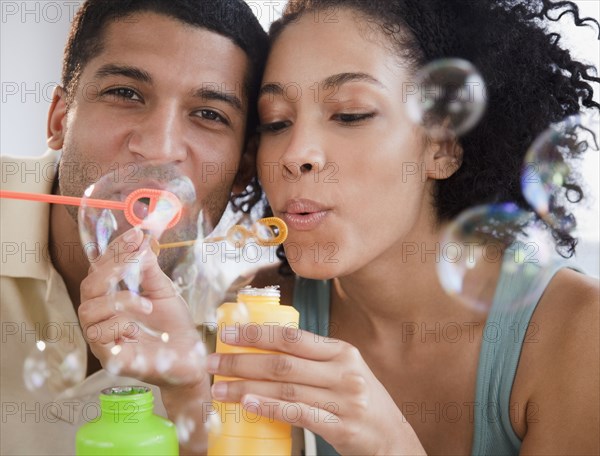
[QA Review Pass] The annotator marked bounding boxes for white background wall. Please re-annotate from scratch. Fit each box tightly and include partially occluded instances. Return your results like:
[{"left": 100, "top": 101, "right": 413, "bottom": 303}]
[{"left": 1, "top": 0, "right": 598, "bottom": 276}]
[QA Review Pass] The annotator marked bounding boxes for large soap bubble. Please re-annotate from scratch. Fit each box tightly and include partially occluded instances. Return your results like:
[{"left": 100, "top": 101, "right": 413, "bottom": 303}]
[
  {"left": 79, "top": 164, "right": 197, "bottom": 263},
  {"left": 77, "top": 164, "right": 202, "bottom": 376},
  {"left": 407, "top": 58, "right": 487, "bottom": 140},
  {"left": 521, "top": 112, "right": 599, "bottom": 232},
  {"left": 437, "top": 203, "right": 554, "bottom": 312}
]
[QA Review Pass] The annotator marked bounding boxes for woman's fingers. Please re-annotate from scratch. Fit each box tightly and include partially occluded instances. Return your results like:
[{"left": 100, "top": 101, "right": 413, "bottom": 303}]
[
  {"left": 208, "top": 352, "right": 340, "bottom": 388},
  {"left": 216, "top": 324, "right": 346, "bottom": 361},
  {"left": 237, "top": 394, "right": 342, "bottom": 440},
  {"left": 211, "top": 379, "right": 343, "bottom": 414}
]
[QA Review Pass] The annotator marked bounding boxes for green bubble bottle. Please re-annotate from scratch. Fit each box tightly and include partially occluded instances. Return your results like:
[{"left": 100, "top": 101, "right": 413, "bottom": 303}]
[{"left": 76, "top": 386, "right": 179, "bottom": 455}]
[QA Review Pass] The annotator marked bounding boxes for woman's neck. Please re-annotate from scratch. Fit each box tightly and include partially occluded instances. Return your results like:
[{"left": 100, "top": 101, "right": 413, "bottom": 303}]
[{"left": 330, "top": 224, "right": 479, "bottom": 340}]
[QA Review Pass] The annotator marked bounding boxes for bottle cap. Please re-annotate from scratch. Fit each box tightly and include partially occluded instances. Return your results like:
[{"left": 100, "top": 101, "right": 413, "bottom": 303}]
[{"left": 237, "top": 285, "right": 280, "bottom": 299}]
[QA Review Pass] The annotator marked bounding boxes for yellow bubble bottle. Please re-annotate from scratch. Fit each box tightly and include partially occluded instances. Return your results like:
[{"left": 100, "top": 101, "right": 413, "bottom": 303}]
[{"left": 207, "top": 286, "right": 299, "bottom": 456}]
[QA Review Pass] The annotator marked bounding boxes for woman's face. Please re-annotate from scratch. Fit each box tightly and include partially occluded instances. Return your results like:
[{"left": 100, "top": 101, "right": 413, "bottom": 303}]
[{"left": 257, "top": 9, "right": 440, "bottom": 279}]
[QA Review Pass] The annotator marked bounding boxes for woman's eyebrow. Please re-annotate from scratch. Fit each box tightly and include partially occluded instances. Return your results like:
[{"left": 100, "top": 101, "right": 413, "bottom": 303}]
[
  {"left": 259, "top": 72, "right": 386, "bottom": 100},
  {"left": 321, "top": 72, "right": 385, "bottom": 90}
]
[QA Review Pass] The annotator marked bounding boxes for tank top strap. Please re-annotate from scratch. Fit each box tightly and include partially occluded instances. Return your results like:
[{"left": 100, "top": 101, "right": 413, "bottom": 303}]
[
  {"left": 471, "top": 244, "right": 573, "bottom": 455},
  {"left": 292, "top": 277, "right": 339, "bottom": 455},
  {"left": 293, "top": 277, "right": 331, "bottom": 336}
]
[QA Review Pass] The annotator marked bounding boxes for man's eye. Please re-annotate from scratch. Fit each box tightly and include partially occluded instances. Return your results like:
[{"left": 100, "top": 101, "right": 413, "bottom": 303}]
[
  {"left": 195, "top": 109, "right": 228, "bottom": 124},
  {"left": 104, "top": 87, "right": 141, "bottom": 101},
  {"left": 257, "top": 120, "right": 291, "bottom": 134}
]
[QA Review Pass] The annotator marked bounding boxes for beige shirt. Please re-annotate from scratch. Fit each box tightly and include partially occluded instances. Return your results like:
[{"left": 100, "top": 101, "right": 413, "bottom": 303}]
[{"left": 1, "top": 151, "right": 167, "bottom": 456}]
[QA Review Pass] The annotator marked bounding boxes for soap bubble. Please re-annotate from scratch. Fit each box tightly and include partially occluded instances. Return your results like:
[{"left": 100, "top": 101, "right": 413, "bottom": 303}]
[
  {"left": 171, "top": 210, "right": 282, "bottom": 327},
  {"left": 437, "top": 203, "right": 554, "bottom": 312},
  {"left": 105, "top": 344, "right": 126, "bottom": 376},
  {"left": 407, "top": 58, "right": 487, "bottom": 140},
  {"left": 23, "top": 339, "right": 85, "bottom": 398},
  {"left": 78, "top": 164, "right": 200, "bottom": 338},
  {"left": 521, "top": 113, "right": 598, "bottom": 232},
  {"left": 104, "top": 336, "right": 206, "bottom": 385}
]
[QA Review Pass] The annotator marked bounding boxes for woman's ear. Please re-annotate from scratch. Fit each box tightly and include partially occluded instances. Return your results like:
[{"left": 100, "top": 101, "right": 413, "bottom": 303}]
[
  {"left": 47, "top": 86, "right": 67, "bottom": 150},
  {"left": 424, "top": 137, "right": 463, "bottom": 180},
  {"left": 232, "top": 135, "right": 259, "bottom": 194}
]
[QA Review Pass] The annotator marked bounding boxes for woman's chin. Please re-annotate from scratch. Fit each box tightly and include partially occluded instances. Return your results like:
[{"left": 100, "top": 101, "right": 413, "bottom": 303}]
[{"left": 288, "top": 260, "right": 343, "bottom": 281}]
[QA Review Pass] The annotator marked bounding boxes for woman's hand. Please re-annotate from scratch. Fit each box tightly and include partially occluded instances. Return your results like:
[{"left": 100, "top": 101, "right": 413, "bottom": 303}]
[
  {"left": 78, "top": 227, "right": 208, "bottom": 389},
  {"left": 206, "top": 324, "right": 426, "bottom": 456}
]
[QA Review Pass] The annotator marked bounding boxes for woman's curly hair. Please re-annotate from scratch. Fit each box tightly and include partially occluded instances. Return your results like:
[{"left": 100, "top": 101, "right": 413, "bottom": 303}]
[{"left": 266, "top": 0, "right": 599, "bottom": 274}]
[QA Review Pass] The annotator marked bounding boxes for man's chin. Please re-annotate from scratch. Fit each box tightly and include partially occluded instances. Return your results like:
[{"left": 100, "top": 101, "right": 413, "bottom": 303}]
[{"left": 158, "top": 245, "right": 192, "bottom": 279}]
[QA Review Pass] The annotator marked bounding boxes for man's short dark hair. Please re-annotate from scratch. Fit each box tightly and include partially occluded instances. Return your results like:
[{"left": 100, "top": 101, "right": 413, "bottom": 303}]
[{"left": 62, "top": 0, "right": 269, "bottom": 136}]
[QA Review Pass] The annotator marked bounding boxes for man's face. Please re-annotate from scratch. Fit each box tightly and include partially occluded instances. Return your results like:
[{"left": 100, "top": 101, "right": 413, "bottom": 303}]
[{"left": 49, "top": 12, "right": 250, "bottom": 269}]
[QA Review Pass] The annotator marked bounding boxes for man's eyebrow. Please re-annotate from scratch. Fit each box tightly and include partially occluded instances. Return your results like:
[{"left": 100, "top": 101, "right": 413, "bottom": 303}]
[
  {"left": 193, "top": 88, "right": 243, "bottom": 113},
  {"left": 259, "top": 72, "right": 385, "bottom": 99},
  {"left": 94, "top": 64, "right": 152, "bottom": 83}
]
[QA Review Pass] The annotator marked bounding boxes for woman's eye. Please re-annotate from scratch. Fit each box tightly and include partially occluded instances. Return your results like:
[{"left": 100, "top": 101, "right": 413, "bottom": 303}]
[
  {"left": 104, "top": 87, "right": 141, "bottom": 101},
  {"left": 195, "top": 109, "right": 228, "bottom": 125},
  {"left": 257, "top": 120, "right": 291, "bottom": 134},
  {"left": 333, "top": 113, "right": 375, "bottom": 124}
]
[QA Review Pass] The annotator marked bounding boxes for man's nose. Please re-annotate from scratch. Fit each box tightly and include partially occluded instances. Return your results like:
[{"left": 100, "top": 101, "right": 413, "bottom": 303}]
[{"left": 127, "top": 104, "right": 187, "bottom": 164}]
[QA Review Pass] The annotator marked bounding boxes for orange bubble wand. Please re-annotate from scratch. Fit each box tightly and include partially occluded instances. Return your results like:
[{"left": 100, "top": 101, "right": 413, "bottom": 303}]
[
  {"left": 0, "top": 190, "right": 288, "bottom": 248},
  {"left": 159, "top": 217, "right": 288, "bottom": 249},
  {"left": 0, "top": 188, "right": 182, "bottom": 229}
]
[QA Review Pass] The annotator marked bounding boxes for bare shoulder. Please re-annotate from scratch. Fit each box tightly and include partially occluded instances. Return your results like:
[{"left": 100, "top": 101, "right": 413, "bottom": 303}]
[
  {"left": 250, "top": 264, "right": 296, "bottom": 307},
  {"left": 516, "top": 269, "right": 599, "bottom": 454},
  {"left": 534, "top": 268, "right": 598, "bottom": 349}
]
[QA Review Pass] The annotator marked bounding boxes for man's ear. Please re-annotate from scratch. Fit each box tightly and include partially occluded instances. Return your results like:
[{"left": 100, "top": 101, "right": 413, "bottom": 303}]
[
  {"left": 424, "top": 137, "right": 464, "bottom": 180},
  {"left": 47, "top": 86, "right": 67, "bottom": 150},
  {"left": 232, "top": 135, "right": 259, "bottom": 194}
]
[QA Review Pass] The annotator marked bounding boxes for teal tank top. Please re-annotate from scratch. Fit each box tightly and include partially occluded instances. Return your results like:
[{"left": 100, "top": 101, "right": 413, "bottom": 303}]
[{"left": 292, "top": 245, "right": 571, "bottom": 455}]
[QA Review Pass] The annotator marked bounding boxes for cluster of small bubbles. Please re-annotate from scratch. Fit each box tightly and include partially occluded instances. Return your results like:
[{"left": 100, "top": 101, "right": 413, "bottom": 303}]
[
  {"left": 129, "top": 346, "right": 149, "bottom": 374},
  {"left": 149, "top": 338, "right": 206, "bottom": 386},
  {"left": 23, "top": 340, "right": 85, "bottom": 398},
  {"left": 23, "top": 341, "right": 50, "bottom": 392},
  {"left": 105, "top": 344, "right": 125, "bottom": 376},
  {"left": 155, "top": 347, "right": 178, "bottom": 374},
  {"left": 406, "top": 58, "right": 487, "bottom": 141},
  {"left": 437, "top": 203, "right": 553, "bottom": 313},
  {"left": 521, "top": 113, "right": 599, "bottom": 232}
]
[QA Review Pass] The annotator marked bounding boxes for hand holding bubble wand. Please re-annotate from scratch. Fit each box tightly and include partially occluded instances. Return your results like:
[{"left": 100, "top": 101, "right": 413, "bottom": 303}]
[{"left": 4, "top": 183, "right": 288, "bottom": 396}]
